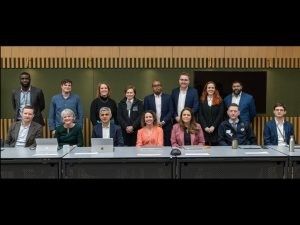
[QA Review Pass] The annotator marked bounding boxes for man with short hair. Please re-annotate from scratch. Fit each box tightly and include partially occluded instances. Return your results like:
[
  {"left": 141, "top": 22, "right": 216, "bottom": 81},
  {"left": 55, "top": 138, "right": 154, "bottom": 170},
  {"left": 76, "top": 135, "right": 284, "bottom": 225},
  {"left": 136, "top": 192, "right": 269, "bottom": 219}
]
[
  {"left": 263, "top": 103, "right": 294, "bottom": 146},
  {"left": 5, "top": 106, "right": 42, "bottom": 148},
  {"left": 48, "top": 79, "right": 83, "bottom": 136},
  {"left": 218, "top": 103, "right": 256, "bottom": 146},
  {"left": 12, "top": 71, "right": 45, "bottom": 126}
]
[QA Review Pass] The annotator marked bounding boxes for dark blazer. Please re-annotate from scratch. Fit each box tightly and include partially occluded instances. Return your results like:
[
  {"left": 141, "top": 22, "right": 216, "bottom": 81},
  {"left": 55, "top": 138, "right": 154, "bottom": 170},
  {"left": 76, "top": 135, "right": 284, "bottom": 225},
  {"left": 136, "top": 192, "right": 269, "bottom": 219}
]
[
  {"left": 224, "top": 92, "right": 256, "bottom": 123},
  {"left": 198, "top": 100, "right": 224, "bottom": 144},
  {"left": 171, "top": 87, "right": 199, "bottom": 118},
  {"left": 143, "top": 93, "right": 173, "bottom": 129},
  {"left": 92, "top": 123, "right": 124, "bottom": 146},
  {"left": 263, "top": 119, "right": 294, "bottom": 145},
  {"left": 4, "top": 121, "right": 42, "bottom": 147},
  {"left": 12, "top": 86, "right": 45, "bottom": 126}
]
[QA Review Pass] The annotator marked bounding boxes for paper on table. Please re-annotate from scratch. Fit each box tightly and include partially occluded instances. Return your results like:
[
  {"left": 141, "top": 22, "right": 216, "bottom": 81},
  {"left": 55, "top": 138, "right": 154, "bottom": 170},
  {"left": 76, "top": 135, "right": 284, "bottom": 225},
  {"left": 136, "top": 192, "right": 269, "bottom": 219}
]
[
  {"left": 137, "top": 153, "right": 162, "bottom": 156},
  {"left": 185, "top": 152, "right": 210, "bottom": 156},
  {"left": 244, "top": 151, "right": 269, "bottom": 155}
]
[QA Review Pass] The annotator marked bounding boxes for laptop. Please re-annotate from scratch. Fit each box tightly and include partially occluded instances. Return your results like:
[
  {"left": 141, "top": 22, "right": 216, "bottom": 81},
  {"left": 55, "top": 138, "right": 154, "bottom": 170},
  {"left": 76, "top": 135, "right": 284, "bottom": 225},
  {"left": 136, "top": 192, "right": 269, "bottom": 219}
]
[
  {"left": 35, "top": 138, "right": 58, "bottom": 153},
  {"left": 91, "top": 138, "right": 114, "bottom": 152}
]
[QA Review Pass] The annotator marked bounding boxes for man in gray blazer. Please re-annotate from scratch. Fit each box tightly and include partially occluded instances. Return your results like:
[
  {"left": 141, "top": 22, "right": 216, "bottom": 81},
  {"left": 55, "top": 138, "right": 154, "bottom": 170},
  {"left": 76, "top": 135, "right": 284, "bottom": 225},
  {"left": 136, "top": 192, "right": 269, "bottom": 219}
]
[
  {"left": 12, "top": 72, "right": 45, "bottom": 126},
  {"left": 5, "top": 106, "right": 42, "bottom": 148}
]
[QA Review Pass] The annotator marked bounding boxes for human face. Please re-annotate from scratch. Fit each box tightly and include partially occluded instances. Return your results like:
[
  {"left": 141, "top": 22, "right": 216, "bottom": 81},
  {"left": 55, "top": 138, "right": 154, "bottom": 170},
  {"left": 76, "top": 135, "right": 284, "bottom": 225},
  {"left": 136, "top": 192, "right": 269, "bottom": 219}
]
[
  {"left": 273, "top": 106, "right": 286, "bottom": 119},
  {"left": 61, "top": 82, "right": 72, "bottom": 93},
  {"left": 227, "top": 106, "right": 240, "bottom": 120},
  {"left": 232, "top": 82, "right": 242, "bottom": 96},
  {"left": 206, "top": 83, "right": 215, "bottom": 96},
  {"left": 126, "top": 88, "right": 135, "bottom": 100},
  {"left": 62, "top": 113, "right": 74, "bottom": 125},
  {"left": 181, "top": 110, "right": 192, "bottom": 124},
  {"left": 100, "top": 111, "right": 111, "bottom": 123},
  {"left": 179, "top": 75, "right": 190, "bottom": 89},
  {"left": 99, "top": 84, "right": 109, "bottom": 97},
  {"left": 144, "top": 112, "right": 154, "bottom": 126},
  {"left": 22, "top": 108, "right": 34, "bottom": 123},
  {"left": 20, "top": 74, "right": 31, "bottom": 88},
  {"left": 152, "top": 81, "right": 162, "bottom": 95}
]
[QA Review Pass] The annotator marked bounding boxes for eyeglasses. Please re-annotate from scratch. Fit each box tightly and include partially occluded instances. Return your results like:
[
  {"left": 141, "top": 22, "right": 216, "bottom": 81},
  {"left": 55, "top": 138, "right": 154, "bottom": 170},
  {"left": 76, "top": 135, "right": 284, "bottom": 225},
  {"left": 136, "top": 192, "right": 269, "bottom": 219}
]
[
  {"left": 100, "top": 113, "right": 110, "bottom": 116},
  {"left": 152, "top": 84, "right": 161, "bottom": 87}
]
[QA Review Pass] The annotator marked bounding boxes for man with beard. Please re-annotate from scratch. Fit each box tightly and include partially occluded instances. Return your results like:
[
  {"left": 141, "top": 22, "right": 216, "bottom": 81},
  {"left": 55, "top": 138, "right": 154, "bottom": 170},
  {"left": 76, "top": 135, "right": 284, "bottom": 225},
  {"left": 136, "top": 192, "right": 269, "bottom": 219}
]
[
  {"left": 224, "top": 81, "right": 256, "bottom": 124},
  {"left": 12, "top": 72, "right": 45, "bottom": 126}
]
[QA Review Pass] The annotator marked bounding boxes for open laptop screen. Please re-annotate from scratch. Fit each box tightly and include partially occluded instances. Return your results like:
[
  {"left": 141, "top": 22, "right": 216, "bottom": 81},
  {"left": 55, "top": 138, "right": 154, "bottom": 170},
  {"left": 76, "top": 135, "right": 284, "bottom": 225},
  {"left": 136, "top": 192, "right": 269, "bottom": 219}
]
[{"left": 91, "top": 138, "right": 114, "bottom": 152}]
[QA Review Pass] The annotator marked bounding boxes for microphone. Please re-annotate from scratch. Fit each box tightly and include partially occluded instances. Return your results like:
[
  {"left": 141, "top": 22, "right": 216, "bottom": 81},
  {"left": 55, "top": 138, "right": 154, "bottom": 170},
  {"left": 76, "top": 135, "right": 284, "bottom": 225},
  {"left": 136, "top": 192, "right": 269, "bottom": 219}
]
[{"left": 170, "top": 147, "right": 181, "bottom": 156}]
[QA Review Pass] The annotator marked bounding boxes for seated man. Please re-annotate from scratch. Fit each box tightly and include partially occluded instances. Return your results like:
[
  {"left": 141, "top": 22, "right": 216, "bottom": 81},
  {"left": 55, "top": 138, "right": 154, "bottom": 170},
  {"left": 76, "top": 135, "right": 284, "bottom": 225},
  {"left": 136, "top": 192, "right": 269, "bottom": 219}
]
[
  {"left": 92, "top": 107, "right": 124, "bottom": 146},
  {"left": 218, "top": 103, "right": 256, "bottom": 146},
  {"left": 5, "top": 105, "right": 42, "bottom": 148},
  {"left": 263, "top": 103, "right": 294, "bottom": 146}
]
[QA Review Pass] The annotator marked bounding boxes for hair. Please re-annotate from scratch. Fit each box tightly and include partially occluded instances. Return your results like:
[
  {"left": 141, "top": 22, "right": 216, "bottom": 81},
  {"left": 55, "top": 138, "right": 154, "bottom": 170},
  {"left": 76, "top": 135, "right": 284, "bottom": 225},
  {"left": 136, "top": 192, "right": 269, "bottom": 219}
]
[
  {"left": 179, "top": 72, "right": 190, "bottom": 78},
  {"left": 152, "top": 80, "right": 162, "bottom": 87},
  {"left": 232, "top": 80, "right": 242, "bottom": 86},
  {"left": 200, "top": 81, "right": 222, "bottom": 105},
  {"left": 141, "top": 110, "right": 158, "bottom": 127},
  {"left": 96, "top": 83, "right": 111, "bottom": 98},
  {"left": 124, "top": 85, "right": 136, "bottom": 95},
  {"left": 228, "top": 103, "right": 239, "bottom": 109},
  {"left": 179, "top": 107, "right": 199, "bottom": 134},
  {"left": 19, "top": 71, "right": 31, "bottom": 78},
  {"left": 22, "top": 105, "right": 35, "bottom": 114},
  {"left": 60, "top": 108, "right": 76, "bottom": 122},
  {"left": 99, "top": 107, "right": 112, "bottom": 115},
  {"left": 273, "top": 102, "right": 286, "bottom": 111},
  {"left": 61, "top": 79, "right": 72, "bottom": 85}
]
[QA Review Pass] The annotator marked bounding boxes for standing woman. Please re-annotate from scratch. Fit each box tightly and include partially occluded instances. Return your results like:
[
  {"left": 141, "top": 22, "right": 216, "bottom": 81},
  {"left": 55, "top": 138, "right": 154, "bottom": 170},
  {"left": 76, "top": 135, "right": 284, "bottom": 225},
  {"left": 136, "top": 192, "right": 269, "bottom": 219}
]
[
  {"left": 136, "top": 110, "right": 164, "bottom": 147},
  {"left": 117, "top": 85, "right": 143, "bottom": 146},
  {"left": 198, "top": 81, "right": 224, "bottom": 146},
  {"left": 171, "top": 107, "right": 205, "bottom": 147},
  {"left": 55, "top": 108, "right": 83, "bottom": 147},
  {"left": 90, "top": 82, "right": 118, "bottom": 126}
]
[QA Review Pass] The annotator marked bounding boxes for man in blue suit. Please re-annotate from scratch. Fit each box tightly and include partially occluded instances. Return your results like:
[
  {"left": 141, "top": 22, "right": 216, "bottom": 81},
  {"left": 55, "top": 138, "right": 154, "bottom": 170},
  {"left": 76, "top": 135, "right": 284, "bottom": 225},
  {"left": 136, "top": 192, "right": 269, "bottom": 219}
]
[
  {"left": 171, "top": 72, "right": 199, "bottom": 123},
  {"left": 263, "top": 103, "right": 294, "bottom": 146},
  {"left": 144, "top": 80, "right": 173, "bottom": 146},
  {"left": 224, "top": 81, "right": 256, "bottom": 124},
  {"left": 92, "top": 107, "right": 124, "bottom": 146}
]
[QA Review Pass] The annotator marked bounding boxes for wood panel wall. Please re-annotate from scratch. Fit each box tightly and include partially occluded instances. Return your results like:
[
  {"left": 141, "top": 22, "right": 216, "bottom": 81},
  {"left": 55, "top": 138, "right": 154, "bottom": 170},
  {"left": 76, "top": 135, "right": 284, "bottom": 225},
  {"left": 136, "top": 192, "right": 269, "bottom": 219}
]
[{"left": 1, "top": 47, "right": 300, "bottom": 68}]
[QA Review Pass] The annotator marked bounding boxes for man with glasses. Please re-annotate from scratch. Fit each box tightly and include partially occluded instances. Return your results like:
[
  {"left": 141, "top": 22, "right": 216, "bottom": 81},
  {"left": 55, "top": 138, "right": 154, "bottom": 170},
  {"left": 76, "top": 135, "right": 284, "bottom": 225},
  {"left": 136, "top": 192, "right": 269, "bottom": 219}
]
[
  {"left": 12, "top": 72, "right": 45, "bottom": 126},
  {"left": 92, "top": 107, "right": 124, "bottom": 146},
  {"left": 144, "top": 80, "right": 173, "bottom": 146}
]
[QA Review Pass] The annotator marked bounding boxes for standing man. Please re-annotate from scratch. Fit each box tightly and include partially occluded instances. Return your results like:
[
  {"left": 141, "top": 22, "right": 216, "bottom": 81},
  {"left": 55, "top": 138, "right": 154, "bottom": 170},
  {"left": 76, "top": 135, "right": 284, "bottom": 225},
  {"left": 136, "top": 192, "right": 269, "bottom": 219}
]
[
  {"left": 5, "top": 106, "right": 42, "bottom": 148},
  {"left": 171, "top": 72, "right": 199, "bottom": 123},
  {"left": 12, "top": 71, "right": 45, "bottom": 126},
  {"left": 144, "top": 80, "right": 173, "bottom": 146},
  {"left": 218, "top": 103, "right": 256, "bottom": 146},
  {"left": 48, "top": 79, "right": 83, "bottom": 136},
  {"left": 224, "top": 81, "right": 256, "bottom": 124},
  {"left": 263, "top": 103, "right": 294, "bottom": 146}
]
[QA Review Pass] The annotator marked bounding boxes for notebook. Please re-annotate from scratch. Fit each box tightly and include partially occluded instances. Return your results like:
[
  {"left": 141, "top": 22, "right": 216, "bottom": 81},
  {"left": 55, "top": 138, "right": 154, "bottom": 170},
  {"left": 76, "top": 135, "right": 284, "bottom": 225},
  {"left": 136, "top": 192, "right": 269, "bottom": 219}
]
[
  {"left": 238, "top": 145, "right": 262, "bottom": 149},
  {"left": 91, "top": 138, "right": 114, "bottom": 152}
]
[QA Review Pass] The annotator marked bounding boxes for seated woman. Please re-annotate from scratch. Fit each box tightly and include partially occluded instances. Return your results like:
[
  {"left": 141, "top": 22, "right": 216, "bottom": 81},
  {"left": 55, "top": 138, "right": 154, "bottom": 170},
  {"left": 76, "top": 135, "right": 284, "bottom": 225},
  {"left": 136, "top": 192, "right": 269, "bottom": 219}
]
[
  {"left": 92, "top": 107, "right": 124, "bottom": 146},
  {"left": 55, "top": 108, "right": 83, "bottom": 147},
  {"left": 171, "top": 107, "right": 205, "bottom": 147},
  {"left": 136, "top": 110, "right": 163, "bottom": 147}
]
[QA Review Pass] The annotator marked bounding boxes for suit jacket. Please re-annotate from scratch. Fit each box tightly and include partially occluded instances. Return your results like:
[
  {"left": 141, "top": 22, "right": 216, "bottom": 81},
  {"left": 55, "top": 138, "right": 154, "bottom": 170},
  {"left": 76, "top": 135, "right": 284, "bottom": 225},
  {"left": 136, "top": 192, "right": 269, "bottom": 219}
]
[
  {"left": 171, "top": 87, "right": 199, "bottom": 118},
  {"left": 263, "top": 119, "right": 294, "bottom": 145},
  {"left": 143, "top": 93, "right": 173, "bottom": 131},
  {"left": 171, "top": 123, "right": 205, "bottom": 147},
  {"left": 4, "top": 121, "right": 42, "bottom": 147},
  {"left": 224, "top": 92, "right": 256, "bottom": 123},
  {"left": 92, "top": 123, "right": 124, "bottom": 146},
  {"left": 12, "top": 86, "right": 45, "bottom": 126}
]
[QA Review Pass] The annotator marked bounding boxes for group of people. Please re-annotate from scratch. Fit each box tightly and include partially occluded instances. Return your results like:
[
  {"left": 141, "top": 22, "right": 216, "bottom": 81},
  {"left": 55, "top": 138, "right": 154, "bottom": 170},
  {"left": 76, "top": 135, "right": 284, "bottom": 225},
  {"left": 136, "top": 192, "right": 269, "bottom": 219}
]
[{"left": 3, "top": 71, "right": 295, "bottom": 149}]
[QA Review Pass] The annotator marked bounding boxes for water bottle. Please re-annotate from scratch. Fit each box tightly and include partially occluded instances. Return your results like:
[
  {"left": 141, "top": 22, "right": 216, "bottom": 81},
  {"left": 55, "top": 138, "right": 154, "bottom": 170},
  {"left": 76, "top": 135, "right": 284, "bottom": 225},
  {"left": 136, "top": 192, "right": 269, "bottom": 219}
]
[
  {"left": 232, "top": 138, "right": 238, "bottom": 149},
  {"left": 289, "top": 135, "right": 295, "bottom": 152}
]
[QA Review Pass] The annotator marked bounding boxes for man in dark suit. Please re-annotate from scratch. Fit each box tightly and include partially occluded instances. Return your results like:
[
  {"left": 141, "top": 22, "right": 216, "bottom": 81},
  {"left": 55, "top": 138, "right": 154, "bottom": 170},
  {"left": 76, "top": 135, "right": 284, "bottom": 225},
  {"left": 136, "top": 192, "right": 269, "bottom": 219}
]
[
  {"left": 224, "top": 81, "right": 256, "bottom": 124},
  {"left": 5, "top": 106, "right": 42, "bottom": 148},
  {"left": 92, "top": 107, "right": 124, "bottom": 146},
  {"left": 12, "top": 72, "right": 45, "bottom": 126},
  {"left": 144, "top": 80, "right": 173, "bottom": 146},
  {"left": 263, "top": 103, "right": 294, "bottom": 145},
  {"left": 171, "top": 72, "right": 199, "bottom": 123}
]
